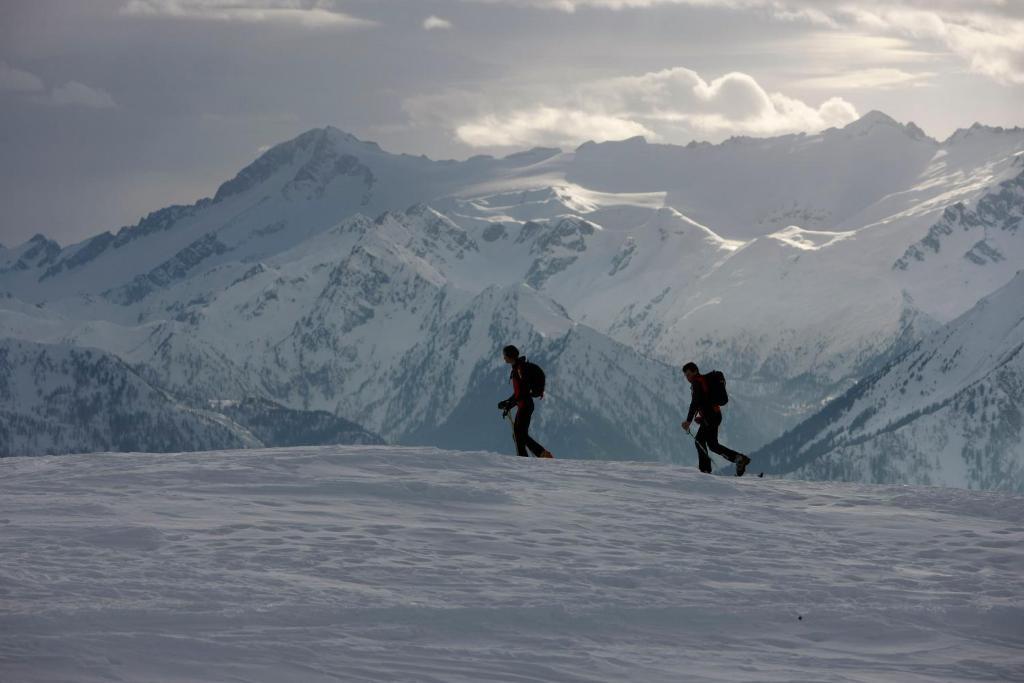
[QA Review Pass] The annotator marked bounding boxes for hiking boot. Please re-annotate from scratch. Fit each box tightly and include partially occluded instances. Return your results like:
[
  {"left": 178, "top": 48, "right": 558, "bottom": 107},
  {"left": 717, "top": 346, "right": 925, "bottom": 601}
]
[
  {"left": 539, "top": 450, "right": 554, "bottom": 459},
  {"left": 735, "top": 455, "right": 751, "bottom": 477}
]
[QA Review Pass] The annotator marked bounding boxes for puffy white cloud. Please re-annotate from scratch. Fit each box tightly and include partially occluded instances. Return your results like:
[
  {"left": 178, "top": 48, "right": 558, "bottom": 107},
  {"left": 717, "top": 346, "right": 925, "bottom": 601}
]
[
  {"left": 423, "top": 15, "right": 454, "bottom": 30},
  {"left": 119, "top": 0, "right": 375, "bottom": 29},
  {"left": 589, "top": 68, "right": 858, "bottom": 136},
  {"left": 0, "top": 62, "right": 45, "bottom": 93},
  {"left": 410, "top": 66, "right": 858, "bottom": 149},
  {"left": 50, "top": 82, "right": 117, "bottom": 109}
]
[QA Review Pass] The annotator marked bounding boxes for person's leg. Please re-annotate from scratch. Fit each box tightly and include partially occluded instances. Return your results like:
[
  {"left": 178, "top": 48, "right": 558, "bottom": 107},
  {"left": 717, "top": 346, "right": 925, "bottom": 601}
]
[
  {"left": 703, "top": 414, "right": 751, "bottom": 475},
  {"left": 525, "top": 435, "right": 546, "bottom": 457},
  {"left": 513, "top": 403, "right": 533, "bottom": 457},
  {"left": 705, "top": 435, "right": 742, "bottom": 462},
  {"left": 703, "top": 416, "right": 745, "bottom": 463},
  {"left": 694, "top": 424, "right": 713, "bottom": 473}
]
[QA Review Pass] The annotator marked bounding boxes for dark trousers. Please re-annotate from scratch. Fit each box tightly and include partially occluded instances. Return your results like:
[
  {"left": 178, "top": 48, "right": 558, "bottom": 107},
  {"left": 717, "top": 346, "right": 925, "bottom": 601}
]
[
  {"left": 513, "top": 400, "right": 547, "bottom": 457},
  {"left": 694, "top": 411, "right": 745, "bottom": 473}
]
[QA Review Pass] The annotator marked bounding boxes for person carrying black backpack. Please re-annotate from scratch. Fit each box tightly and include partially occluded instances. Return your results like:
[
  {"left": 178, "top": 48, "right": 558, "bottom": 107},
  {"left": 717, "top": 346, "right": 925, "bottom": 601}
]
[
  {"left": 497, "top": 345, "right": 554, "bottom": 458},
  {"left": 681, "top": 361, "right": 750, "bottom": 475}
]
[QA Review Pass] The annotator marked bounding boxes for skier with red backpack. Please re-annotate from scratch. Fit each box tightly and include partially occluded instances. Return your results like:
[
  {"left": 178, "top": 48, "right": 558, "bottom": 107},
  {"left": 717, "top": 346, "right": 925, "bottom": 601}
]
[
  {"left": 681, "top": 362, "right": 751, "bottom": 476},
  {"left": 498, "top": 345, "right": 554, "bottom": 458}
]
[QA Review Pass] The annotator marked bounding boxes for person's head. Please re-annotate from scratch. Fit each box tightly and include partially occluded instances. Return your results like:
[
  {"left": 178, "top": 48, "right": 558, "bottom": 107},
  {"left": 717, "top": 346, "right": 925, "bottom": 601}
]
[
  {"left": 682, "top": 361, "right": 700, "bottom": 383},
  {"left": 503, "top": 345, "right": 520, "bottom": 365}
]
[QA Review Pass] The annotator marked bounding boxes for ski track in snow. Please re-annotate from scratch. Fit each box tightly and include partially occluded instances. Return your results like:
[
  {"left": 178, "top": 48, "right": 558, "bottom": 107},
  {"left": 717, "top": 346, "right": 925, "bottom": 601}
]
[{"left": 1, "top": 446, "right": 1022, "bottom": 682}]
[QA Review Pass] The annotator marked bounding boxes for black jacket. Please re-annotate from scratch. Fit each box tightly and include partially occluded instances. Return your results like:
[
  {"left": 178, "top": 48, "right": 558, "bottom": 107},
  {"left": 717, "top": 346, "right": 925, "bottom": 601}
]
[
  {"left": 505, "top": 357, "right": 533, "bottom": 406},
  {"left": 686, "top": 374, "right": 717, "bottom": 422}
]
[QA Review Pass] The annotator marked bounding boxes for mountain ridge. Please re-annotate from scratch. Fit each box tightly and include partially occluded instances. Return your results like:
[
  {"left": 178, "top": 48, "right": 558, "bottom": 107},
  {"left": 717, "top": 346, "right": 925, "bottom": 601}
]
[{"left": 2, "top": 110, "right": 1022, "bottom": 486}]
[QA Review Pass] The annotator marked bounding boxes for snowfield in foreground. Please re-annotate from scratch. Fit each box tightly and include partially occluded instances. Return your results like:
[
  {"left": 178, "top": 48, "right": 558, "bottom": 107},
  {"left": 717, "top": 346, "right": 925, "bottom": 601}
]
[{"left": 1, "top": 446, "right": 1022, "bottom": 683}]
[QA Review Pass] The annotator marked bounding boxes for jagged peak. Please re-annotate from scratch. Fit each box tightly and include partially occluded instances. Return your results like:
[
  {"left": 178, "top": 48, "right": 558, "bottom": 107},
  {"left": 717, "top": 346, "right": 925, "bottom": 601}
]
[
  {"left": 321, "top": 125, "right": 383, "bottom": 152},
  {"left": 501, "top": 146, "right": 561, "bottom": 163},
  {"left": 213, "top": 125, "right": 385, "bottom": 203},
  {"left": 943, "top": 121, "right": 1024, "bottom": 145},
  {"left": 17, "top": 233, "right": 61, "bottom": 251},
  {"left": 835, "top": 110, "right": 935, "bottom": 142},
  {"left": 327, "top": 212, "right": 374, "bottom": 236},
  {"left": 575, "top": 135, "right": 647, "bottom": 153},
  {"left": 849, "top": 110, "right": 899, "bottom": 128},
  {"left": 373, "top": 210, "right": 406, "bottom": 226},
  {"left": 904, "top": 121, "right": 928, "bottom": 140},
  {"left": 471, "top": 283, "right": 574, "bottom": 337}
]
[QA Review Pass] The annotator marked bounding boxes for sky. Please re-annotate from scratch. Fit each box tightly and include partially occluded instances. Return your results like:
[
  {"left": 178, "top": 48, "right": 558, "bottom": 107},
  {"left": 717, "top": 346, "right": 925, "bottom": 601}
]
[{"left": 1, "top": 0, "right": 1022, "bottom": 247}]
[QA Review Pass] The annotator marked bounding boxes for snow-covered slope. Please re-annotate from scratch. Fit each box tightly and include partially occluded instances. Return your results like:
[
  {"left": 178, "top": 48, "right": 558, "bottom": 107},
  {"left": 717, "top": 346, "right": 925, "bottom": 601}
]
[
  {"left": 1, "top": 446, "right": 1021, "bottom": 682},
  {"left": 756, "top": 272, "right": 1024, "bottom": 492},
  {"left": 895, "top": 158, "right": 1024, "bottom": 321},
  {"left": 0, "top": 337, "right": 388, "bottom": 456},
  {"left": 563, "top": 111, "right": 942, "bottom": 238},
  {"left": 0, "top": 338, "right": 261, "bottom": 456},
  {"left": 213, "top": 397, "right": 384, "bottom": 447}
]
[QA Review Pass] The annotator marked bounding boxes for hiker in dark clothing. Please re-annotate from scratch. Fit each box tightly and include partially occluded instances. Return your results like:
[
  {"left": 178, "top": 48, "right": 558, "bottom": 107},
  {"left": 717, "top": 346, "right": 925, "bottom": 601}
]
[
  {"left": 681, "top": 362, "right": 751, "bottom": 475},
  {"left": 497, "top": 345, "right": 554, "bottom": 458}
]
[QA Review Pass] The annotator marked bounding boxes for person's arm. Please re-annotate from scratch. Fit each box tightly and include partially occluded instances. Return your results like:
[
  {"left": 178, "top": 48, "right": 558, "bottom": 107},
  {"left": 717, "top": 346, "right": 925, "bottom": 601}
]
[
  {"left": 681, "top": 385, "right": 697, "bottom": 430},
  {"left": 685, "top": 384, "right": 699, "bottom": 423},
  {"left": 499, "top": 368, "right": 519, "bottom": 410}
]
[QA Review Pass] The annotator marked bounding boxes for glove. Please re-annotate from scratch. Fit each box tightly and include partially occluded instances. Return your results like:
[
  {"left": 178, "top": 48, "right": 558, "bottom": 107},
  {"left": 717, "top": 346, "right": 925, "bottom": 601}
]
[{"left": 498, "top": 399, "right": 513, "bottom": 411}]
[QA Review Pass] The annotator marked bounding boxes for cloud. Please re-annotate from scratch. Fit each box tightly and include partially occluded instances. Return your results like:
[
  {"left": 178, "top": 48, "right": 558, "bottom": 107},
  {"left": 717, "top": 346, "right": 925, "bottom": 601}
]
[
  {"left": 459, "top": 0, "right": 727, "bottom": 9},
  {"left": 0, "top": 63, "right": 116, "bottom": 109},
  {"left": 456, "top": 107, "right": 653, "bottom": 147},
  {"left": 838, "top": 5, "right": 1024, "bottom": 85},
  {"left": 119, "top": 0, "right": 375, "bottom": 29},
  {"left": 423, "top": 15, "right": 453, "bottom": 30},
  {"left": 0, "top": 62, "right": 45, "bottom": 93},
  {"left": 459, "top": 1, "right": 1024, "bottom": 85},
  {"left": 795, "top": 67, "right": 934, "bottom": 90},
  {"left": 585, "top": 68, "right": 859, "bottom": 136},
  {"left": 408, "top": 66, "right": 859, "bottom": 149},
  {"left": 49, "top": 82, "right": 118, "bottom": 108}
]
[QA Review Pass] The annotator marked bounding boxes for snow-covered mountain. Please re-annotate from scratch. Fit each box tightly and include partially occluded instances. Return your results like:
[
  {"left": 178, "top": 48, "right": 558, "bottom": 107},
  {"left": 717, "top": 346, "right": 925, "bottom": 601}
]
[
  {"left": 756, "top": 271, "right": 1024, "bottom": 492},
  {"left": 213, "top": 397, "right": 384, "bottom": 447},
  {"left": 0, "top": 336, "right": 385, "bottom": 456},
  {"left": 3, "top": 445, "right": 1022, "bottom": 681},
  {"left": 895, "top": 158, "right": 1024, "bottom": 320},
  {"left": 2, "top": 111, "right": 1022, "bottom": 478},
  {"left": 0, "top": 337, "right": 260, "bottom": 456}
]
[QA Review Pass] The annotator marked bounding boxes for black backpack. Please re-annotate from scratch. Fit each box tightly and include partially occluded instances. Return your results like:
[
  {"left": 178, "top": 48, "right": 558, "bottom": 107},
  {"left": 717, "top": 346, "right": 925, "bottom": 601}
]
[
  {"left": 705, "top": 370, "right": 729, "bottom": 406},
  {"left": 521, "top": 361, "right": 546, "bottom": 398}
]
